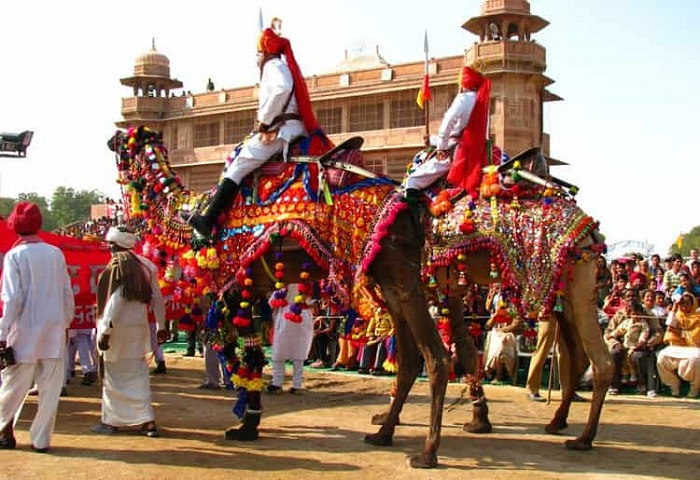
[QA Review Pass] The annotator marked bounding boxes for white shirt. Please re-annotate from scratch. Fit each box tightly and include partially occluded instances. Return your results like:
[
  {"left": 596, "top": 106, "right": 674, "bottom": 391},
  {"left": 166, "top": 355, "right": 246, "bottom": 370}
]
[
  {"left": 257, "top": 57, "right": 304, "bottom": 142},
  {"left": 433, "top": 90, "right": 477, "bottom": 151},
  {"left": 96, "top": 254, "right": 166, "bottom": 361},
  {"left": 0, "top": 241, "right": 74, "bottom": 362}
]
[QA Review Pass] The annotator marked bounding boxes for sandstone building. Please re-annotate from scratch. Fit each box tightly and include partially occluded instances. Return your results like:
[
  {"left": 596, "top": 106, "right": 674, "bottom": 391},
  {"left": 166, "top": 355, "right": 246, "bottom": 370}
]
[{"left": 116, "top": 0, "right": 560, "bottom": 193}]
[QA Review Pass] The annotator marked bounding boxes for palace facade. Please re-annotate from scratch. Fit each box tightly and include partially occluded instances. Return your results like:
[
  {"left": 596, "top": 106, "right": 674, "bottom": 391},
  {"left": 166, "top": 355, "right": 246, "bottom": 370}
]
[{"left": 115, "top": 0, "right": 560, "bottom": 193}]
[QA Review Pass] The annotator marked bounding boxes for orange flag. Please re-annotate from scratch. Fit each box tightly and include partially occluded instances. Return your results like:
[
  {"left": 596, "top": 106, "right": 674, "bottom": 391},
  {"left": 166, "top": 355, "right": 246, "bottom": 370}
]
[{"left": 416, "top": 74, "right": 431, "bottom": 109}]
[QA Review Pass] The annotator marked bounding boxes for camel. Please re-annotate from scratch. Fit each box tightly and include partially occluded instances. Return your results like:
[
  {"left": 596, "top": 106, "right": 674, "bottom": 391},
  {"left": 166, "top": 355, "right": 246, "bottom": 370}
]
[
  {"left": 361, "top": 180, "right": 613, "bottom": 467},
  {"left": 109, "top": 126, "right": 611, "bottom": 468}
]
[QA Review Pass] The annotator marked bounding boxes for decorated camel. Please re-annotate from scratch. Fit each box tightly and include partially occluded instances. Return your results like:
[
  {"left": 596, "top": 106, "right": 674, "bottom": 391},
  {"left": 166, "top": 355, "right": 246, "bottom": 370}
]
[
  {"left": 360, "top": 178, "right": 612, "bottom": 467},
  {"left": 109, "top": 126, "right": 611, "bottom": 468}
]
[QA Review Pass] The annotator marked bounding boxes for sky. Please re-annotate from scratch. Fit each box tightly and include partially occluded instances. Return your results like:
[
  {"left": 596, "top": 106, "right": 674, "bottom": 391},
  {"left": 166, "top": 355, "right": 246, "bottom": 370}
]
[{"left": 1, "top": 0, "right": 698, "bottom": 255}]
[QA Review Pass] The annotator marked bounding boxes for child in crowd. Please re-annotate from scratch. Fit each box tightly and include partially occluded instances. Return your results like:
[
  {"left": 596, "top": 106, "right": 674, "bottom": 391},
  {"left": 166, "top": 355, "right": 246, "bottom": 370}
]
[{"left": 612, "top": 302, "right": 650, "bottom": 384}]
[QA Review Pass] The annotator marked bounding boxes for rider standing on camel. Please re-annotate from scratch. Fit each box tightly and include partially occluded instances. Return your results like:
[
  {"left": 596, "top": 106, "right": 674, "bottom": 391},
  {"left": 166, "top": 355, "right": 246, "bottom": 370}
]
[
  {"left": 404, "top": 66, "right": 491, "bottom": 201},
  {"left": 186, "top": 18, "right": 330, "bottom": 239}
]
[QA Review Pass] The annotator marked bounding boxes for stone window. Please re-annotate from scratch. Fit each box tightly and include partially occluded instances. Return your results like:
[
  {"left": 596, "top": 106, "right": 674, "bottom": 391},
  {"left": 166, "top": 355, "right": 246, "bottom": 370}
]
[
  {"left": 224, "top": 111, "right": 256, "bottom": 144},
  {"left": 348, "top": 99, "right": 384, "bottom": 132},
  {"left": 389, "top": 92, "right": 424, "bottom": 129},
  {"left": 193, "top": 121, "right": 220, "bottom": 148},
  {"left": 316, "top": 107, "right": 342, "bottom": 135},
  {"left": 363, "top": 157, "right": 386, "bottom": 176}
]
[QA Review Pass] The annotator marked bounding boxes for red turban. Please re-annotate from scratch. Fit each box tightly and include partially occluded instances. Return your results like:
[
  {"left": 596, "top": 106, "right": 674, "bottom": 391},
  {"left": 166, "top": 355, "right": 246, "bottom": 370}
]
[
  {"left": 257, "top": 27, "right": 287, "bottom": 55},
  {"left": 7, "top": 201, "right": 42, "bottom": 235},
  {"left": 446, "top": 66, "right": 492, "bottom": 197}
]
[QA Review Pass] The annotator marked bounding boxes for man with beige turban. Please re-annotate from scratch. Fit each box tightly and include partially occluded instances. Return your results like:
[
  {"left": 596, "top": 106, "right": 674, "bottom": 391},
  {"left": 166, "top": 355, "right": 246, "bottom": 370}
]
[{"left": 91, "top": 226, "right": 166, "bottom": 437}]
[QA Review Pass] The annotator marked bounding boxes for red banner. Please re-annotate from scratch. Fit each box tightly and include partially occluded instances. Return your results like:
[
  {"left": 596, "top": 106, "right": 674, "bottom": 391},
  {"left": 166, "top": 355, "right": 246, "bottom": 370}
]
[{"left": 0, "top": 219, "right": 111, "bottom": 329}]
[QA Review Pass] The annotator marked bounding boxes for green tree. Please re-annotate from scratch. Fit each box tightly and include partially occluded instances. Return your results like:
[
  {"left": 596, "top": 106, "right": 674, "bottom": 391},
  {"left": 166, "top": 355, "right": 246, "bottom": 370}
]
[
  {"left": 0, "top": 197, "right": 14, "bottom": 219},
  {"left": 50, "top": 187, "right": 106, "bottom": 229},
  {"left": 670, "top": 226, "right": 700, "bottom": 258}
]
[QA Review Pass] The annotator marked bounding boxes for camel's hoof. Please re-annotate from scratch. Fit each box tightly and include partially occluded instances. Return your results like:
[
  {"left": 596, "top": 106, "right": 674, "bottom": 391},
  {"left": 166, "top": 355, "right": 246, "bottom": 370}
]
[
  {"left": 565, "top": 438, "right": 592, "bottom": 451},
  {"left": 370, "top": 411, "right": 400, "bottom": 426},
  {"left": 545, "top": 420, "right": 568, "bottom": 435},
  {"left": 224, "top": 427, "right": 259, "bottom": 442},
  {"left": 408, "top": 453, "right": 438, "bottom": 469},
  {"left": 364, "top": 432, "right": 393, "bottom": 446},
  {"left": 463, "top": 420, "right": 492, "bottom": 434}
]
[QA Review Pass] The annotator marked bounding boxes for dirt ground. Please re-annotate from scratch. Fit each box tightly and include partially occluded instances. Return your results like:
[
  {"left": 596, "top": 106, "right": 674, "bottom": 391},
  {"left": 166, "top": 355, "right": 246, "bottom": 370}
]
[{"left": 1, "top": 354, "right": 698, "bottom": 480}]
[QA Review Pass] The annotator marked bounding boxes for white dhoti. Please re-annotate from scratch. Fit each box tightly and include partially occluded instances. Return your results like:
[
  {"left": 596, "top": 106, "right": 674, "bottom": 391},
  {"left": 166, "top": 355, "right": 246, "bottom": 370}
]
[
  {"left": 656, "top": 346, "right": 700, "bottom": 395},
  {"left": 0, "top": 358, "right": 64, "bottom": 449},
  {"left": 102, "top": 358, "right": 154, "bottom": 427},
  {"left": 483, "top": 330, "right": 517, "bottom": 377}
]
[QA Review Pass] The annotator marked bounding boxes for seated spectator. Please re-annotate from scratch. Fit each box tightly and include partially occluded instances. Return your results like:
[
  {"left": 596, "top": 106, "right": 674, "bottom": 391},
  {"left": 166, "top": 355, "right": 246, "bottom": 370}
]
[
  {"left": 482, "top": 296, "right": 523, "bottom": 384},
  {"left": 602, "top": 275, "right": 629, "bottom": 320},
  {"left": 331, "top": 308, "right": 359, "bottom": 371},
  {"left": 670, "top": 272, "right": 700, "bottom": 303},
  {"left": 358, "top": 306, "right": 394, "bottom": 375},
  {"left": 309, "top": 302, "right": 337, "bottom": 368},
  {"left": 690, "top": 260, "right": 700, "bottom": 285},
  {"left": 631, "top": 290, "right": 664, "bottom": 397},
  {"left": 595, "top": 256, "right": 613, "bottom": 308},
  {"left": 662, "top": 254, "right": 684, "bottom": 294},
  {"left": 611, "top": 302, "right": 649, "bottom": 387},
  {"left": 604, "top": 290, "right": 637, "bottom": 394},
  {"left": 657, "top": 292, "right": 700, "bottom": 398}
]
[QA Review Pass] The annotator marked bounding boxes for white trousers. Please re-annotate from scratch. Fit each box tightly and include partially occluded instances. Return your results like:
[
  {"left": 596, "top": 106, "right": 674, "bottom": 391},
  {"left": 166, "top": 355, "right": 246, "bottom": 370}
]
[
  {"left": 224, "top": 135, "right": 287, "bottom": 184},
  {"left": 0, "top": 358, "right": 65, "bottom": 449},
  {"left": 271, "top": 359, "right": 304, "bottom": 389},
  {"left": 404, "top": 156, "right": 452, "bottom": 190},
  {"left": 67, "top": 329, "right": 97, "bottom": 375},
  {"left": 657, "top": 348, "right": 700, "bottom": 395}
]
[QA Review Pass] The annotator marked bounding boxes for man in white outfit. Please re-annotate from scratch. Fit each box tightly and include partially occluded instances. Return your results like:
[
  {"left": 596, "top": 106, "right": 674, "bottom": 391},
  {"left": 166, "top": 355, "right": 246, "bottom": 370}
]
[
  {"left": 0, "top": 202, "right": 74, "bottom": 452},
  {"left": 91, "top": 226, "right": 166, "bottom": 437},
  {"left": 267, "top": 284, "right": 314, "bottom": 394},
  {"left": 186, "top": 18, "right": 329, "bottom": 239},
  {"left": 404, "top": 66, "right": 492, "bottom": 199}
]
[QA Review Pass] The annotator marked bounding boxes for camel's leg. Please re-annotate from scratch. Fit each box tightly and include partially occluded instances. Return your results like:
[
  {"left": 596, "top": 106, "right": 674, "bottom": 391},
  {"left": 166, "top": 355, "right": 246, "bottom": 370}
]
[
  {"left": 561, "top": 259, "right": 612, "bottom": 450},
  {"left": 365, "top": 314, "right": 420, "bottom": 446},
  {"left": 446, "top": 292, "right": 492, "bottom": 434}
]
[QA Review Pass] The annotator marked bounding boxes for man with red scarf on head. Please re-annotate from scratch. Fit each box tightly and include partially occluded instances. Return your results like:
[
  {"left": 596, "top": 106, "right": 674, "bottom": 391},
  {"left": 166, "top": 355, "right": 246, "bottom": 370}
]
[
  {"left": 0, "top": 202, "right": 74, "bottom": 453},
  {"left": 186, "top": 18, "right": 331, "bottom": 239},
  {"left": 404, "top": 66, "right": 491, "bottom": 200}
]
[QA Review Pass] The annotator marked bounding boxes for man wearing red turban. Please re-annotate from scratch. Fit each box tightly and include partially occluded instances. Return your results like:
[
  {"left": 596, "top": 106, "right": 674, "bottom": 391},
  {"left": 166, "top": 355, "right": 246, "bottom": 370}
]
[
  {"left": 186, "top": 18, "right": 331, "bottom": 239},
  {"left": 0, "top": 202, "right": 75, "bottom": 452},
  {"left": 404, "top": 66, "right": 491, "bottom": 199}
]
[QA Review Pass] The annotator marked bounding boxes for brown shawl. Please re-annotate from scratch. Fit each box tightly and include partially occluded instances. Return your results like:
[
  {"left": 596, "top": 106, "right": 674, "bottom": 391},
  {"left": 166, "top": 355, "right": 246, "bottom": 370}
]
[{"left": 96, "top": 251, "right": 153, "bottom": 317}]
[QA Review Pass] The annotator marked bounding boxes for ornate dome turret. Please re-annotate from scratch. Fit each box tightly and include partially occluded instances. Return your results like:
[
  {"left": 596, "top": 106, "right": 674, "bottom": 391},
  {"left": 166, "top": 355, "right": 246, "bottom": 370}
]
[{"left": 134, "top": 39, "right": 171, "bottom": 78}]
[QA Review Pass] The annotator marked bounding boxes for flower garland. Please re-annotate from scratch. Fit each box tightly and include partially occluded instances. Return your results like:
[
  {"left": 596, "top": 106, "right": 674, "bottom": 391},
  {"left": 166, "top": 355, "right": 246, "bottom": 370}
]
[
  {"left": 233, "top": 267, "right": 254, "bottom": 328},
  {"left": 284, "top": 261, "right": 313, "bottom": 323}
]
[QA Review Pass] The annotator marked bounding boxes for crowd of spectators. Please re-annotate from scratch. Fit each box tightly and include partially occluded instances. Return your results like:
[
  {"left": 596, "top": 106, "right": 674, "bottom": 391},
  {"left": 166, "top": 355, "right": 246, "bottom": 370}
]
[
  {"left": 55, "top": 199, "right": 124, "bottom": 242},
  {"left": 597, "top": 250, "right": 700, "bottom": 398}
]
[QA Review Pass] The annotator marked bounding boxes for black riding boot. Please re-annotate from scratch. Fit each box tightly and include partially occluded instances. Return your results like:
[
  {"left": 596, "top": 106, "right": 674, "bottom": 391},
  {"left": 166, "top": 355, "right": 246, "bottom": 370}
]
[
  {"left": 225, "top": 410, "right": 261, "bottom": 441},
  {"left": 0, "top": 423, "right": 16, "bottom": 449},
  {"left": 188, "top": 178, "right": 238, "bottom": 238}
]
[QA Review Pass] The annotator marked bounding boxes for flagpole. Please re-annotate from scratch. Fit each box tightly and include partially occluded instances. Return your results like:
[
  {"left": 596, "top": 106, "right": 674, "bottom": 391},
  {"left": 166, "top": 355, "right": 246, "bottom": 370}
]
[{"left": 423, "top": 31, "right": 430, "bottom": 140}]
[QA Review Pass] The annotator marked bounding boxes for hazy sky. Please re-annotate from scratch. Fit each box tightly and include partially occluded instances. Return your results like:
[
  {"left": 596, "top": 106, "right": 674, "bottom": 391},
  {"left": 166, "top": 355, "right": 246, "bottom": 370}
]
[{"left": 1, "top": 0, "right": 697, "bottom": 254}]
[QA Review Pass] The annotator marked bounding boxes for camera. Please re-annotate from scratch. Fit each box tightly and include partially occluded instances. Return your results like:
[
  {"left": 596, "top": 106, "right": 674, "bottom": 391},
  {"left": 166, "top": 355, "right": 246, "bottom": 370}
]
[{"left": 0, "top": 346, "right": 16, "bottom": 370}]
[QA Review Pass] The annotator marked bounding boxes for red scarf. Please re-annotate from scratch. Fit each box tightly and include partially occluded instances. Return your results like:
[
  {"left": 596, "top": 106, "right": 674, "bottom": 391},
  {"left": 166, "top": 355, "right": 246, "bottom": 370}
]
[
  {"left": 446, "top": 68, "right": 492, "bottom": 197},
  {"left": 258, "top": 28, "right": 327, "bottom": 153}
]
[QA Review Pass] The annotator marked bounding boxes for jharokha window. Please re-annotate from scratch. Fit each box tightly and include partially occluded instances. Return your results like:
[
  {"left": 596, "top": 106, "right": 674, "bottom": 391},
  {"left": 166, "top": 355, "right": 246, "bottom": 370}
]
[
  {"left": 348, "top": 99, "right": 384, "bottom": 132},
  {"left": 389, "top": 92, "right": 423, "bottom": 129},
  {"left": 316, "top": 106, "right": 342, "bottom": 135},
  {"left": 193, "top": 121, "right": 220, "bottom": 148},
  {"left": 224, "top": 111, "right": 256, "bottom": 144}
]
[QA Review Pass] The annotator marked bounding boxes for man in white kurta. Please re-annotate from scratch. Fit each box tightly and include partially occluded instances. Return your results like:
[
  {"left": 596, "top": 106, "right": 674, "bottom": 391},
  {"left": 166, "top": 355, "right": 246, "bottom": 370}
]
[
  {"left": 186, "top": 21, "right": 306, "bottom": 239},
  {"left": 267, "top": 284, "right": 314, "bottom": 394},
  {"left": 92, "top": 227, "right": 166, "bottom": 436},
  {"left": 0, "top": 202, "right": 74, "bottom": 452}
]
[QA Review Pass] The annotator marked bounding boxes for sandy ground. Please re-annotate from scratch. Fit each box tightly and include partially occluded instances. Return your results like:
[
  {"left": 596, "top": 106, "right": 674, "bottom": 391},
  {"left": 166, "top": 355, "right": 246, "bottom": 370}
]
[{"left": 1, "top": 354, "right": 698, "bottom": 480}]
